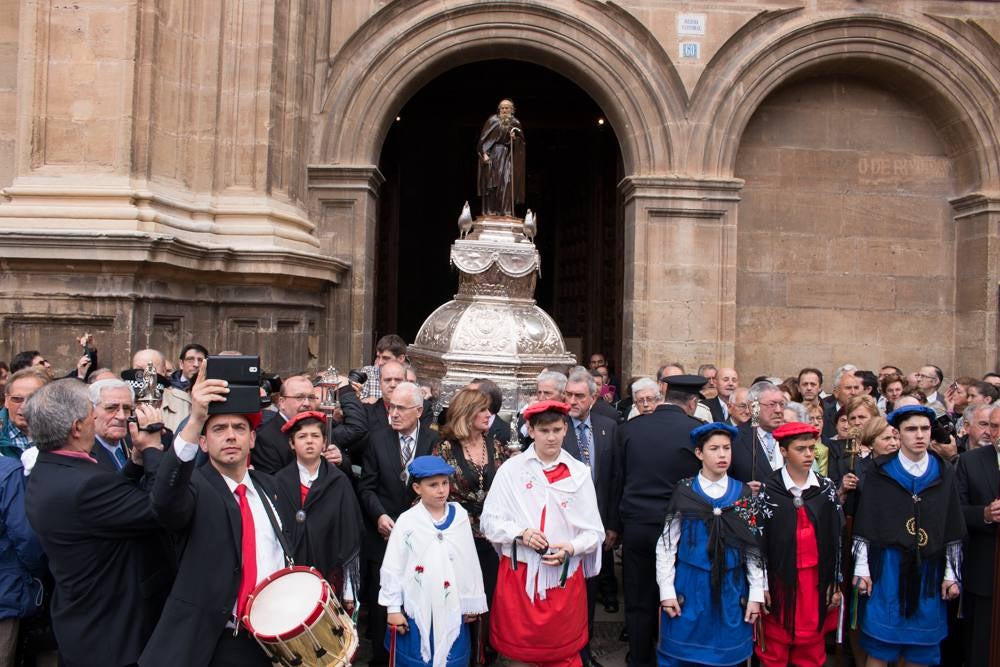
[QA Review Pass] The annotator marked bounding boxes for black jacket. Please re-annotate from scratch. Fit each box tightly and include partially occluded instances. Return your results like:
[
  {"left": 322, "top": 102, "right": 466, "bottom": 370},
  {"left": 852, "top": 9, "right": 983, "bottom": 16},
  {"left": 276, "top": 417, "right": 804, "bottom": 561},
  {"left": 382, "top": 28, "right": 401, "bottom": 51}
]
[
  {"left": 357, "top": 424, "right": 438, "bottom": 561},
  {"left": 618, "top": 404, "right": 702, "bottom": 525},
  {"left": 562, "top": 413, "right": 619, "bottom": 531},
  {"left": 956, "top": 445, "right": 1000, "bottom": 597},
  {"left": 26, "top": 451, "right": 172, "bottom": 667},
  {"left": 730, "top": 421, "right": 775, "bottom": 484},
  {"left": 141, "top": 448, "right": 284, "bottom": 666}
]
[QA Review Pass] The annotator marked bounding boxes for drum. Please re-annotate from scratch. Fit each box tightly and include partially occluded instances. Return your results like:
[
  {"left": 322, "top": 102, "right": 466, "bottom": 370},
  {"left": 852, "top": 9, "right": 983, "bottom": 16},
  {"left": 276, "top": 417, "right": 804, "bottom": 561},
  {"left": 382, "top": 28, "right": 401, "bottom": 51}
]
[{"left": 243, "top": 565, "right": 358, "bottom": 667}]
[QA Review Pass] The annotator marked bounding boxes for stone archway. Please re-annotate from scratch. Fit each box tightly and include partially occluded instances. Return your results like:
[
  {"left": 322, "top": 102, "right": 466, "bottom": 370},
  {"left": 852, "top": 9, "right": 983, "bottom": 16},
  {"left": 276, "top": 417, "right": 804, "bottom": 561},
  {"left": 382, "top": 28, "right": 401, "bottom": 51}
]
[
  {"left": 687, "top": 13, "right": 1000, "bottom": 375},
  {"left": 307, "top": 0, "right": 688, "bottom": 370}
]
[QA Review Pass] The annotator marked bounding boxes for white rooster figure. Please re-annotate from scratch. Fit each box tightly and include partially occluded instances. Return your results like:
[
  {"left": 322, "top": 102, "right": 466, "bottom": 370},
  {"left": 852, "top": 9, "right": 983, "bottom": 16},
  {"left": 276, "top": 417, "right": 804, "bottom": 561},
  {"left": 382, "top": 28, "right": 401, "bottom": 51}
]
[
  {"left": 457, "top": 201, "right": 473, "bottom": 239},
  {"left": 523, "top": 209, "right": 537, "bottom": 242}
]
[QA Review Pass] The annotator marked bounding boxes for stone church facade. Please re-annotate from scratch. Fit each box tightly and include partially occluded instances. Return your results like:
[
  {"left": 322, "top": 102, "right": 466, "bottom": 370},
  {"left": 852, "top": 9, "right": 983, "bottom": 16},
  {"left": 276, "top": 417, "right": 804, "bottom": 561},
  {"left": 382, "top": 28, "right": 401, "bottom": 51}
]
[{"left": 0, "top": 1, "right": 997, "bottom": 381}]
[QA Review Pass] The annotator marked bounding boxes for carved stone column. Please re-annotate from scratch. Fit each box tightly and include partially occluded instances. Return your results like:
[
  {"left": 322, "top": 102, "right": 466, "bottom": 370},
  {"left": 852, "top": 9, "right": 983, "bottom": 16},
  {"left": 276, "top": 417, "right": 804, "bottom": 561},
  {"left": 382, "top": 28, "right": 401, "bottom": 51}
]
[
  {"left": 306, "top": 165, "right": 384, "bottom": 368},
  {"left": 951, "top": 193, "right": 1000, "bottom": 375},
  {"left": 619, "top": 176, "right": 742, "bottom": 379}
]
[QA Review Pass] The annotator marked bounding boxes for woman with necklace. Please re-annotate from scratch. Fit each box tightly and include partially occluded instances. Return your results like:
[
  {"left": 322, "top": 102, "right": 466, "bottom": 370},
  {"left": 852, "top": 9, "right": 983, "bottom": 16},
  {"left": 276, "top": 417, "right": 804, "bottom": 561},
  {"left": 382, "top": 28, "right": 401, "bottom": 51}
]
[{"left": 433, "top": 387, "right": 511, "bottom": 664}]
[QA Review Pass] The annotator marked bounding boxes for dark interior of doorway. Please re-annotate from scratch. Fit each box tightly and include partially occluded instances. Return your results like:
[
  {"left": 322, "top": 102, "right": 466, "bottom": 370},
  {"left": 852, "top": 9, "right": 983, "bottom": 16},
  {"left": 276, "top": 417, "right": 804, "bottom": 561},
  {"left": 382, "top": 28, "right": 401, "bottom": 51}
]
[{"left": 375, "top": 59, "right": 624, "bottom": 369}]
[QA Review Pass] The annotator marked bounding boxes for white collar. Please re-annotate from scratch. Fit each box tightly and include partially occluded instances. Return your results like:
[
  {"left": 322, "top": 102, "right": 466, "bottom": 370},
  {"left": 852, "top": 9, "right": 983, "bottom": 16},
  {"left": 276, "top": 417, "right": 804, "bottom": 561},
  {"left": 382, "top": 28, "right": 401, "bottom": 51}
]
[
  {"left": 898, "top": 450, "right": 930, "bottom": 476},
  {"left": 297, "top": 461, "right": 320, "bottom": 487},
  {"left": 697, "top": 472, "right": 729, "bottom": 496},
  {"left": 780, "top": 467, "right": 819, "bottom": 495},
  {"left": 220, "top": 470, "right": 254, "bottom": 495},
  {"left": 525, "top": 444, "right": 570, "bottom": 469}
]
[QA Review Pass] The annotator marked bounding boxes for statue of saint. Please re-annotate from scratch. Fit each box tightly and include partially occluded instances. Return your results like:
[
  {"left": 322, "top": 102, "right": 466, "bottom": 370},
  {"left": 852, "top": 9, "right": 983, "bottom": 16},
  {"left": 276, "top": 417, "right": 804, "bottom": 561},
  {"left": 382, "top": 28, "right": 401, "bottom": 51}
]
[{"left": 477, "top": 99, "right": 525, "bottom": 216}]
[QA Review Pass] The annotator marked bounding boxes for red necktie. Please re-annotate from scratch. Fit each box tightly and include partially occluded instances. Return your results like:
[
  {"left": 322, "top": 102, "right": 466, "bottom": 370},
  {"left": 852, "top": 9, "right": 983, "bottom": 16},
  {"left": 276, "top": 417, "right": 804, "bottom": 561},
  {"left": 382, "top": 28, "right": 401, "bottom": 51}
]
[{"left": 234, "top": 484, "right": 257, "bottom": 623}]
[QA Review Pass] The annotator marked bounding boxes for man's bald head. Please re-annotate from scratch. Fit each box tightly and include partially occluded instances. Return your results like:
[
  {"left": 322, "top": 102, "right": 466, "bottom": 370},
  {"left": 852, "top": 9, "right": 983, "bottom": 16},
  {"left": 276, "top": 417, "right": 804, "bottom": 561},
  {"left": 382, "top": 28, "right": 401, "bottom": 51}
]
[{"left": 132, "top": 349, "right": 166, "bottom": 375}]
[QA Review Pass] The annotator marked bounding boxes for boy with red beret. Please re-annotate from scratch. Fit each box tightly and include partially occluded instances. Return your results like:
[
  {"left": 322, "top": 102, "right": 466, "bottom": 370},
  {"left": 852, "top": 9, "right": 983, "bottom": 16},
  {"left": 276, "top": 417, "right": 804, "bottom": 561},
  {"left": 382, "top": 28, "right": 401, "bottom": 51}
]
[
  {"left": 480, "top": 400, "right": 604, "bottom": 667},
  {"left": 757, "top": 422, "right": 844, "bottom": 667}
]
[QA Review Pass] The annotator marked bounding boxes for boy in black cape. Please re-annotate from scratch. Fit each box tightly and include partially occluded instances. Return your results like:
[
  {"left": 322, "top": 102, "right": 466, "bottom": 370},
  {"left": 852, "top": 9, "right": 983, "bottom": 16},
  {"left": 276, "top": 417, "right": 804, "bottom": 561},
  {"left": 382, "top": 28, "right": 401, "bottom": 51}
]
[
  {"left": 273, "top": 410, "right": 363, "bottom": 609},
  {"left": 851, "top": 404, "right": 965, "bottom": 667},
  {"left": 757, "top": 421, "right": 843, "bottom": 667}
]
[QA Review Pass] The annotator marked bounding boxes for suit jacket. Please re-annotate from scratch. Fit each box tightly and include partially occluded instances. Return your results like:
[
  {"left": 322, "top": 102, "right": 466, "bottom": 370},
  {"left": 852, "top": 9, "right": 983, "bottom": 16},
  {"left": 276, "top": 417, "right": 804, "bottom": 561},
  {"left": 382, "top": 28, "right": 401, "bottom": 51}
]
[
  {"left": 821, "top": 395, "right": 840, "bottom": 442},
  {"left": 617, "top": 404, "right": 702, "bottom": 525},
  {"left": 701, "top": 395, "right": 726, "bottom": 422},
  {"left": 591, "top": 398, "right": 622, "bottom": 424},
  {"left": 956, "top": 445, "right": 1000, "bottom": 597},
  {"left": 251, "top": 413, "right": 291, "bottom": 475},
  {"left": 141, "top": 448, "right": 283, "bottom": 667},
  {"left": 91, "top": 438, "right": 125, "bottom": 473},
  {"left": 357, "top": 424, "right": 439, "bottom": 561},
  {"left": 730, "top": 422, "right": 775, "bottom": 484},
  {"left": 26, "top": 451, "right": 172, "bottom": 667},
  {"left": 487, "top": 414, "right": 512, "bottom": 445},
  {"left": 562, "top": 413, "right": 619, "bottom": 531}
]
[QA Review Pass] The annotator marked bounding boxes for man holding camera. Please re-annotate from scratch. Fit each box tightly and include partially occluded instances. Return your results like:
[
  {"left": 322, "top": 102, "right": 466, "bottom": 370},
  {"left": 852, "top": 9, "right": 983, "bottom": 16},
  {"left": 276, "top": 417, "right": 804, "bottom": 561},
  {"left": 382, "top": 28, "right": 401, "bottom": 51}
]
[
  {"left": 142, "top": 364, "right": 284, "bottom": 667},
  {"left": 24, "top": 380, "right": 169, "bottom": 667}
]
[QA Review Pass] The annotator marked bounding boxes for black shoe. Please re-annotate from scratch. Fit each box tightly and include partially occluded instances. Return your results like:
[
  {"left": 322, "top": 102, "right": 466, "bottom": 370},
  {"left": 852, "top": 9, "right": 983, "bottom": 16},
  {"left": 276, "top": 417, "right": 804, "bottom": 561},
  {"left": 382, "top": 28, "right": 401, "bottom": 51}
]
[{"left": 603, "top": 599, "right": 619, "bottom": 613}]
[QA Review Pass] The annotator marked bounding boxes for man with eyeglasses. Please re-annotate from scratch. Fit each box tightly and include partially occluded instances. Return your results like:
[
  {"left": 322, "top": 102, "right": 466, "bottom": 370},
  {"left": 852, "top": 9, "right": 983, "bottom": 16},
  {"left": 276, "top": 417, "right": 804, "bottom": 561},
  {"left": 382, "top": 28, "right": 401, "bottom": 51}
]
[
  {"left": 731, "top": 380, "right": 787, "bottom": 488},
  {"left": 0, "top": 369, "right": 48, "bottom": 459},
  {"left": 727, "top": 386, "right": 751, "bottom": 426},
  {"left": 89, "top": 379, "right": 150, "bottom": 473},
  {"left": 170, "top": 343, "right": 208, "bottom": 391},
  {"left": 629, "top": 377, "right": 661, "bottom": 419},
  {"left": 251, "top": 375, "right": 325, "bottom": 475},
  {"left": 358, "top": 382, "right": 439, "bottom": 666}
]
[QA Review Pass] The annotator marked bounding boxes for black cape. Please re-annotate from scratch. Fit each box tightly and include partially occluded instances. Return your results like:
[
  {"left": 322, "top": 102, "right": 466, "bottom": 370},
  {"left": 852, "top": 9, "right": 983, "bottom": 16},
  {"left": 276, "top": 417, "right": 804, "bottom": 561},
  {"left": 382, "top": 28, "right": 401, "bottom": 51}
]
[
  {"left": 665, "top": 477, "right": 763, "bottom": 604},
  {"left": 274, "top": 458, "right": 363, "bottom": 593},
  {"left": 852, "top": 452, "right": 966, "bottom": 617},
  {"left": 759, "top": 469, "right": 843, "bottom": 633}
]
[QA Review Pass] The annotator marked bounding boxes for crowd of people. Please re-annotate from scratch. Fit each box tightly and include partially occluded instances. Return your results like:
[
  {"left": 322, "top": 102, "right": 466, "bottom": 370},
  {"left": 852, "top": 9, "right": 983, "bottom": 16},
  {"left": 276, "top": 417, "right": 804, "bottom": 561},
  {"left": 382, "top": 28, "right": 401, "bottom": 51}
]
[{"left": 0, "top": 332, "right": 996, "bottom": 667}]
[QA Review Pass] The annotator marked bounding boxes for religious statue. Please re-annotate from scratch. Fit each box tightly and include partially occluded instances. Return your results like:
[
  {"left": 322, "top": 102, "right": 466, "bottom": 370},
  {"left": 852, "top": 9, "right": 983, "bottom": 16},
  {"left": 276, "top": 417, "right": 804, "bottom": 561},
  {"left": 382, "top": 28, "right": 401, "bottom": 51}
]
[{"left": 477, "top": 99, "right": 525, "bottom": 216}]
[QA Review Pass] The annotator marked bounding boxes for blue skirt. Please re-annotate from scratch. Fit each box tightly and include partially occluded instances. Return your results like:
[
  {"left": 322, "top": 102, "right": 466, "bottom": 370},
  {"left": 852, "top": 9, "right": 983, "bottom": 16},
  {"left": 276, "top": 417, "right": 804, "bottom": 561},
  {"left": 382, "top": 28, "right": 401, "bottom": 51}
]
[
  {"left": 860, "top": 548, "right": 947, "bottom": 645},
  {"left": 384, "top": 615, "right": 471, "bottom": 667},
  {"left": 657, "top": 561, "right": 752, "bottom": 666}
]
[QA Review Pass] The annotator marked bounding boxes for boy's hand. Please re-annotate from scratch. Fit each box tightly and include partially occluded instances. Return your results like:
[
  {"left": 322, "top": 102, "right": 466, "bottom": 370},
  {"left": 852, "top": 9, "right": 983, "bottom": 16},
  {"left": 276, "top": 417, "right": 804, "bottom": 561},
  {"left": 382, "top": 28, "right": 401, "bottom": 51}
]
[{"left": 661, "top": 599, "right": 681, "bottom": 618}]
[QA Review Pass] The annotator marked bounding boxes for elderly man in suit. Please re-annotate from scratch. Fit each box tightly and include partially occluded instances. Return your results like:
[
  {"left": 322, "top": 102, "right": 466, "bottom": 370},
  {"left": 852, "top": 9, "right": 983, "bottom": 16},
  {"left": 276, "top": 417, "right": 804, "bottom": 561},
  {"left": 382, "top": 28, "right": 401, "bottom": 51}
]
[
  {"left": 563, "top": 368, "right": 619, "bottom": 667},
  {"left": 358, "top": 381, "right": 440, "bottom": 666},
  {"left": 142, "top": 365, "right": 285, "bottom": 667},
  {"left": 730, "top": 380, "right": 787, "bottom": 488},
  {"left": 24, "top": 380, "right": 168, "bottom": 667},
  {"left": 89, "top": 379, "right": 136, "bottom": 472},
  {"left": 956, "top": 403, "right": 1000, "bottom": 666}
]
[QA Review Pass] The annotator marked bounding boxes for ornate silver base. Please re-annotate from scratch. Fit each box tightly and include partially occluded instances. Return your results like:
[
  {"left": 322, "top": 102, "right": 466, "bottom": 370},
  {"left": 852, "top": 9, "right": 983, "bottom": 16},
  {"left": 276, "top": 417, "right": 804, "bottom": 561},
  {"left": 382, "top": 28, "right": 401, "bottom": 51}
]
[{"left": 408, "top": 214, "right": 575, "bottom": 417}]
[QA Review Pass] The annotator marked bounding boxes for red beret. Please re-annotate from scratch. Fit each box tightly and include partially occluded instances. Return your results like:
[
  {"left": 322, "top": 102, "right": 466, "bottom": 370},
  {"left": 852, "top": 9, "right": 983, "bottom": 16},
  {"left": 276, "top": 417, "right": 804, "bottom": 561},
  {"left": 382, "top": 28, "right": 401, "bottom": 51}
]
[
  {"left": 772, "top": 421, "right": 819, "bottom": 442},
  {"left": 523, "top": 400, "right": 570, "bottom": 421},
  {"left": 280, "top": 410, "right": 328, "bottom": 434},
  {"left": 203, "top": 411, "right": 263, "bottom": 433}
]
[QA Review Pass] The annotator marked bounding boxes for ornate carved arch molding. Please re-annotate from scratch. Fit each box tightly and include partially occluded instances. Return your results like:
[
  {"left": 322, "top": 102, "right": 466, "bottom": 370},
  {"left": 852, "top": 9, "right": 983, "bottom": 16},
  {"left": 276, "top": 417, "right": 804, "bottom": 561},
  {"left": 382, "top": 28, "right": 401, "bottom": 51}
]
[
  {"left": 688, "top": 13, "right": 1000, "bottom": 193},
  {"left": 314, "top": 0, "right": 687, "bottom": 175}
]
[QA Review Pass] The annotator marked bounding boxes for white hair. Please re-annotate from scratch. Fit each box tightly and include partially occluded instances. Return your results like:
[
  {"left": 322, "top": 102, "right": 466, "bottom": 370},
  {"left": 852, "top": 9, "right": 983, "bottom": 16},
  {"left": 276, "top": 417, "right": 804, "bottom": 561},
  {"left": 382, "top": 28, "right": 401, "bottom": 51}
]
[
  {"left": 631, "top": 377, "right": 659, "bottom": 396},
  {"left": 88, "top": 379, "right": 135, "bottom": 406},
  {"left": 393, "top": 381, "right": 423, "bottom": 407},
  {"left": 536, "top": 371, "right": 567, "bottom": 393},
  {"left": 833, "top": 364, "right": 858, "bottom": 388},
  {"left": 567, "top": 369, "right": 597, "bottom": 395}
]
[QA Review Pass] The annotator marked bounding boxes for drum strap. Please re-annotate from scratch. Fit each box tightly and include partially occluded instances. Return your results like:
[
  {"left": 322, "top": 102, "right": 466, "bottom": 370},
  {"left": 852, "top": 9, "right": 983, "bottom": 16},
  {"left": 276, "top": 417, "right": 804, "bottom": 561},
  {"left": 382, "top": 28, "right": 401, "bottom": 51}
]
[{"left": 250, "top": 476, "right": 295, "bottom": 567}]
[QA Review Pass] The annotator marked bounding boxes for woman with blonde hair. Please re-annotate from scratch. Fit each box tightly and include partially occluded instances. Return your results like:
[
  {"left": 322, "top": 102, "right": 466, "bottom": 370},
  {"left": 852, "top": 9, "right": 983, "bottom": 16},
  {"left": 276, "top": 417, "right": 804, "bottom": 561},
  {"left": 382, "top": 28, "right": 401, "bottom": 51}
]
[{"left": 433, "top": 387, "right": 511, "bottom": 663}]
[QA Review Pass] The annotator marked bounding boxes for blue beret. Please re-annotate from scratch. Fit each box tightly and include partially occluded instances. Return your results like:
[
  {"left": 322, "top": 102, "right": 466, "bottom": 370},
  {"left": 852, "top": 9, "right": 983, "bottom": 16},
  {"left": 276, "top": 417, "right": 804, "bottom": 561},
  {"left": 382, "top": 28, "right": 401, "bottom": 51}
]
[
  {"left": 407, "top": 455, "right": 455, "bottom": 480},
  {"left": 690, "top": 421, "right": 739, "bottom": 446},
  {"left": 886, "top": 405, "right": 936, "bottom": 428}
]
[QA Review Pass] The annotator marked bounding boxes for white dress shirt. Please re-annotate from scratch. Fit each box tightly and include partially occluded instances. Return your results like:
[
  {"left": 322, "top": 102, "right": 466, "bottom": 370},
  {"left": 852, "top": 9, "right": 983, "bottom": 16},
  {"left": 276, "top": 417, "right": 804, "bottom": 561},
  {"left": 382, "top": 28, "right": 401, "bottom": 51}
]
[
  {"left": 656, "top": 473, "right": 765, "bottom": 603},
  {"left": 173, "top": 434, "right": 287, "bottom": 620},
  {"left": 853, "top": 451, "right": 956, "bottom": 580},
  {"left": 780, "top": 467, "right": 819, "bottom": 497}
]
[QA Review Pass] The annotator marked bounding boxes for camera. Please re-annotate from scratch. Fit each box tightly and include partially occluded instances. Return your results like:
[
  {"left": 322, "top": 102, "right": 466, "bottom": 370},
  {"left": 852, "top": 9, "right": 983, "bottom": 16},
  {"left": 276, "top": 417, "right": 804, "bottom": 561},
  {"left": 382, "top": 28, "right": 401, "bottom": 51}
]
[
  {"left": 348, "top": 369, "right": 368, "bottom": 386},
  {"left": 205, "top": 355, "right": 262, "bottom": 415},
  {"left": 931, "top": 413, "right": 956, "bottom": 444}
]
